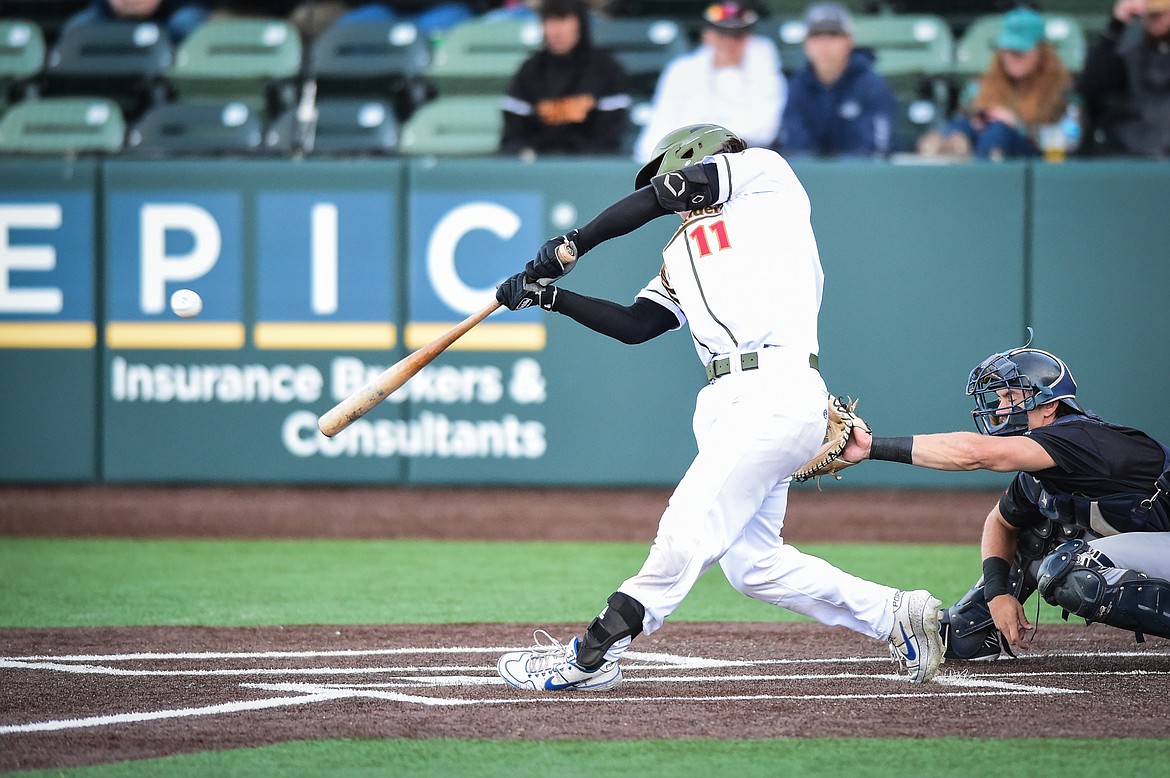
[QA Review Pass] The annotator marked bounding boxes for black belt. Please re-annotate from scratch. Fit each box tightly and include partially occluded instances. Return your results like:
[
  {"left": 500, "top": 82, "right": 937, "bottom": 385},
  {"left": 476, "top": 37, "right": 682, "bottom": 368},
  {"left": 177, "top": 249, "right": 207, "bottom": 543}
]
[{"left": 705, "top": 351, "right": 819, "bottom": 381}]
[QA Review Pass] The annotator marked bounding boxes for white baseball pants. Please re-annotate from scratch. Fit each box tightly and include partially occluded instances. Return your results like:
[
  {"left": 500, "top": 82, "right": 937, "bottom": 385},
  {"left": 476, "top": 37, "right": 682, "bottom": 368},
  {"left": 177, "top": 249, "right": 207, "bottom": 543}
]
[{"left": 612, "top": 351, "right": 897, "bottom": 661}]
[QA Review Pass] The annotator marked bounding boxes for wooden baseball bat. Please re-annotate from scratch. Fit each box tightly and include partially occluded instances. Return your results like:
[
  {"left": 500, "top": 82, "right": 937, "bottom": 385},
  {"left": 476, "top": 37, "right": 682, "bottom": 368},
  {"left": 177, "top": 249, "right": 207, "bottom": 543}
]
[
  {"left": 316, "top": 242, "right": 576, "bottom": 438},
  {"left": 317, "top": 299, "right": 501, "bottom": 437}
]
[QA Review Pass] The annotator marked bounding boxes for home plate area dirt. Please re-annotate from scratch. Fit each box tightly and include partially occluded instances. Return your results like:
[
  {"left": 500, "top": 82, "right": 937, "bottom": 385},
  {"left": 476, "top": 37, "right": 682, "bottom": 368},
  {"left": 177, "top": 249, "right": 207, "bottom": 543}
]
[{"left": 3, "top": 622, "right": 1170, "bottom": 771}]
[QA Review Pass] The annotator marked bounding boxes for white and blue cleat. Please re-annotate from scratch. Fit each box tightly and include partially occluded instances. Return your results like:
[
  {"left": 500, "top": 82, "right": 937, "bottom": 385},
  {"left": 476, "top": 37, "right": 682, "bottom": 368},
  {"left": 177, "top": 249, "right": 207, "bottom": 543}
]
[
  {"left": 497, "top": 630, "right": 622, "bottom": 692},
  {"left": 888, "top": 589, "right": 945, "bottom": 683}
]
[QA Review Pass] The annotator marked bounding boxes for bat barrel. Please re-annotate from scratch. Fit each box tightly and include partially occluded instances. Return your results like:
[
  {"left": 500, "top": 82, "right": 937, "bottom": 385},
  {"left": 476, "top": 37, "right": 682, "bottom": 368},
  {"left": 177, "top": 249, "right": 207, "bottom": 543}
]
[
  {"left": 315, "top": 299, "right": 503, "bottom": 438},
  {"left": 317, "top": 400, "right": 361, "bottom": 438}
]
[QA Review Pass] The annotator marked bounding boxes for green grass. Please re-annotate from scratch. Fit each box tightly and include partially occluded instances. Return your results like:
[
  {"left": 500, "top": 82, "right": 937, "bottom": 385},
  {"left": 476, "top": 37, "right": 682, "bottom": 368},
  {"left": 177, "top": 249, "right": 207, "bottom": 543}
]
[
  {"left": 0, "top": 538, "right": 1142, "bottom": 777},
  {"left": 15, "top": 737, "right": 1170, "bottom": 778},
  {"left": 0, "top": 538, "right": 996, "bottom": 627}
]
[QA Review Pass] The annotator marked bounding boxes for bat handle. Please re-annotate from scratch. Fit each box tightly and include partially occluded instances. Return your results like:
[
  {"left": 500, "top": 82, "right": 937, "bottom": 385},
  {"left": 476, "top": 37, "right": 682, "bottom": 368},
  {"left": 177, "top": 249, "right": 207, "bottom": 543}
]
[
  {"left": 556, "top": 240, "right": 576, "bottom": 264},
  {"left": 535, "top": 240, "right": 577, "bottom": 288}
]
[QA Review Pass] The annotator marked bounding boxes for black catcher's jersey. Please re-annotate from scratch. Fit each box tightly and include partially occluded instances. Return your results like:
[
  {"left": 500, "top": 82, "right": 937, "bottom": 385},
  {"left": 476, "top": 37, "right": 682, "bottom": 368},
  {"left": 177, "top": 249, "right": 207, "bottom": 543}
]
[{"left": 999, "top": 414, "right": 1169, "bottom": 532}]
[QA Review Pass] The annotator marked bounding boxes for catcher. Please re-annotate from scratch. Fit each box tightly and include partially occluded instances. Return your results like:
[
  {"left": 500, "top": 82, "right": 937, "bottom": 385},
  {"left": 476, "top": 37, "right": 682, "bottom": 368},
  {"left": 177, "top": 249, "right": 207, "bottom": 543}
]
[{"left": 800, "top": 340, "right": 1170, "bottom": 658}]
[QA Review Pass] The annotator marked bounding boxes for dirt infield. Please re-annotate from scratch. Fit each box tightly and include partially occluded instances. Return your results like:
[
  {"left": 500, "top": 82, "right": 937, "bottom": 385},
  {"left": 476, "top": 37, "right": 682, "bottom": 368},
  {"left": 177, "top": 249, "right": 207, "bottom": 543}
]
[
  {"left": 3, "top": 486, "right": 1170, "bottom": 771},
  {"left": 0, "top": 485, "right": 996, "bottom": 543}
]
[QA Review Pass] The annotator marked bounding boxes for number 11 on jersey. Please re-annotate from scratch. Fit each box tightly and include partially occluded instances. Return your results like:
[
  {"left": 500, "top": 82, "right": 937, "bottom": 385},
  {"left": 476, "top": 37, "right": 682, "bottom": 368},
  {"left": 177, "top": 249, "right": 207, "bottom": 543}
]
[{"left": 688, "top": 220, "right": 731, "bottom": 257}]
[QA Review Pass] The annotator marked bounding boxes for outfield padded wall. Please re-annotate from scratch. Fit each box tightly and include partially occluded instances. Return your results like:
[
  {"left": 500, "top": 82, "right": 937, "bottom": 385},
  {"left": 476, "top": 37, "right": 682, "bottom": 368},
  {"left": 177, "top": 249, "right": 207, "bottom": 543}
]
[
  {"left": 0, "top": 161, "right": 99, "bottom": 482},
  {"left": 0, "top": 159, "right": 1165, "bottom": 487}
]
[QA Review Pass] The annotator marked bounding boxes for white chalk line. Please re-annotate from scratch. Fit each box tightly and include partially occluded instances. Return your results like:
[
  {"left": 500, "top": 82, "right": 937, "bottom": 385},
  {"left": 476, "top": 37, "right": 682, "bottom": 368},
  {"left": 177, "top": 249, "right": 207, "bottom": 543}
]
[
  {"left": 2, "top": 646, "right": 1159, "bottom": 735},
  {"left": 0, "top": 690, "right": 350, "bottom": 735},
  {"left": 5, "top": 646, "right": 523, "bottom": 662},
  {"left": 237, "top": 673, "right": 1084, "bottom": 708},
  {"left": 9, "top": 646, "right": 1168, "bottom": 666}
]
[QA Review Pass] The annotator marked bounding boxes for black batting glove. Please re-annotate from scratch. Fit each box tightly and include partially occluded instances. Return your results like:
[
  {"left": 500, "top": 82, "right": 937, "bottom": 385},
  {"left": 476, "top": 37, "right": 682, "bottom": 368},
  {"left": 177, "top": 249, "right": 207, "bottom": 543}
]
[
  {"left": 524, "top": 230, "right": 579, "bottom": 286},
  {"left": 496, "top": 271, "right": 558, "bottom": 312}
]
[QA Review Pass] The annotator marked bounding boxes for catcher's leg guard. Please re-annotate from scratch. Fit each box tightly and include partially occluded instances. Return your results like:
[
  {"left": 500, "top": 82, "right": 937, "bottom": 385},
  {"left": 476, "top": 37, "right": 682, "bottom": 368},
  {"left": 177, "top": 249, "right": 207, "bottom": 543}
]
[
  {"left": 575, "top": 591, "right": 645, "bottom": 671},
  {"left": 943, "top": 519, "right": 1084, "bottom": 660},
  {"left": 942, "top": 573, "right": 1023, "bottom": 660},
  {"left": 1037, "top": 539, "right": 1170, "bottom": 642}
]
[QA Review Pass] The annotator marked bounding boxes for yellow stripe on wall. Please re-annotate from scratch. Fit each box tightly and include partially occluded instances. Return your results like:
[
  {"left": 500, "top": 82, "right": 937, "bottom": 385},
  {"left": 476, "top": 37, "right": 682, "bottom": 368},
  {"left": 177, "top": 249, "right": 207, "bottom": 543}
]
[
  {"left": 0, "top": 322, "right": 97, "bottom": 349},
  {"left": 106, "top": 322, "right": 246, "bottom": 349},
  {"left": 254, "top": 322, "right": 397, "bottom": 350},
  {"left": 404, "top": 322, "right": 545, "bottom": 351}
]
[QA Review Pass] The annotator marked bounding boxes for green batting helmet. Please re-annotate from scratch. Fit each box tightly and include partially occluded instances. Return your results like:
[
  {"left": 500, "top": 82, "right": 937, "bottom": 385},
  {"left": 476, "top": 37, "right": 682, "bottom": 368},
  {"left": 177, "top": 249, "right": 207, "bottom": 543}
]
[{"left": 634, "top": 124, "right": 744, "bottom": 190}]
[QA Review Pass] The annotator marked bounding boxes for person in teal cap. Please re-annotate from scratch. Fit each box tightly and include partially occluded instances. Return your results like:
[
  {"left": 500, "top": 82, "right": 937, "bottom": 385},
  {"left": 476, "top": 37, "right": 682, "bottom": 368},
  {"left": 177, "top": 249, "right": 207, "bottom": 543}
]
[{"left": 919, "top": 7, "right": 1074, "bottom": 160}]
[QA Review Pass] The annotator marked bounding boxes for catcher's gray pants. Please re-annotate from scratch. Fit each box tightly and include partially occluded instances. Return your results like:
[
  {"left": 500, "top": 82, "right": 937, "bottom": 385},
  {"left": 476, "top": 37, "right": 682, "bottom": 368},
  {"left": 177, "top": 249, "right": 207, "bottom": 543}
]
[{"left": 1087, "top": 533, "right": 1170, "bottom": 583}]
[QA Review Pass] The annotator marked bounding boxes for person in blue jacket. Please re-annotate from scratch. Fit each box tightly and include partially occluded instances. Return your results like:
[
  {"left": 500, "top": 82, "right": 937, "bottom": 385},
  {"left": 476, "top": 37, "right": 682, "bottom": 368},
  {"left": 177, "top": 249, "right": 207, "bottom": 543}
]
[{"left": 773, "top": 2, "right": 898, "bottom": 158}]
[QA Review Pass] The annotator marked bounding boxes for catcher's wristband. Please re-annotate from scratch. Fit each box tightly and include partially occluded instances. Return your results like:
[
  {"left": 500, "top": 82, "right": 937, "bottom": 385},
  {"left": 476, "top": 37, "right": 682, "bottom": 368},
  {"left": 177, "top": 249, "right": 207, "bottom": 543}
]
[
  {"left": 982, "top": 556, "right": 1012, "bottom": 600},
  {"left": 869, "top": 436, "right": 913, "bottom": 464}
]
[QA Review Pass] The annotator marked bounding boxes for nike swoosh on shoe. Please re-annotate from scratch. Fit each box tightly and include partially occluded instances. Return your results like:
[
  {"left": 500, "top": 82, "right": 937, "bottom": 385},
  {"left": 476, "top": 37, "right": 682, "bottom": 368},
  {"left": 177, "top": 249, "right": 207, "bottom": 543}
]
[{"left": 899, "top": 624, "right": 917, "bottom": 661}]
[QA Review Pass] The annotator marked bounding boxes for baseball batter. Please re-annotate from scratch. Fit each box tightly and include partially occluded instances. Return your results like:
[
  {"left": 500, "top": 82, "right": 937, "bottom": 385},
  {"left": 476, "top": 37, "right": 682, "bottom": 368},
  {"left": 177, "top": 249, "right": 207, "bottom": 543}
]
[
  {"left": 840, "top": 342, "right": 1170, "bottom": 657},
  {"left": 493, "top": 124, "right": 944, "bottom": 691}
]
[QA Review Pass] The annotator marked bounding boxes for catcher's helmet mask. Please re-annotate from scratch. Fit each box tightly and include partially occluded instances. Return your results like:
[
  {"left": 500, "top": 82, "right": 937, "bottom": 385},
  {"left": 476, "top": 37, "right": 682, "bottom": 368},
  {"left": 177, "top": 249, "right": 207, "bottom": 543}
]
[
  {"left": 634, "top": 123, "right": 746, "bottom": 190},
  {"left": 967, "top": 345, "right": 1084, "bottom": 436}
]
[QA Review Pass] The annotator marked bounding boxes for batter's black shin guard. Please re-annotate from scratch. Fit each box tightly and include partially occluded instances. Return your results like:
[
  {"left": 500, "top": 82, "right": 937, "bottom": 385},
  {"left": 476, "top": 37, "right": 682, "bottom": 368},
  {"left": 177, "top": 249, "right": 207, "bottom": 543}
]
[{"left": 575, "top": 591, "right": 645, "bottom": 671}]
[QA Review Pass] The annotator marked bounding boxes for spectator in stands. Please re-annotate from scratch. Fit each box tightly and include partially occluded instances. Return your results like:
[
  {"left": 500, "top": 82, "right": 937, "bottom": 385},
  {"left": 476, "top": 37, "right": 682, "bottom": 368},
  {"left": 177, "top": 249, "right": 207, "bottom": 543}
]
[
  {"left": 633, "top": 2, "right": 785, "bottom": 161},
  {"left": 775, "top": 2, "right": 898, "bottom": 158},
  {"left": 64, "top": 0, "right": 211, "bottom": 42},
  {"left": 499, "top": 0, "right": 631, "bottom": 157},
  {"left": 918, "top": 7, "right": 1072, "bottom": 161},
  {"left": 1077, "top": 0, "right": 1170, "bottom": 158}
]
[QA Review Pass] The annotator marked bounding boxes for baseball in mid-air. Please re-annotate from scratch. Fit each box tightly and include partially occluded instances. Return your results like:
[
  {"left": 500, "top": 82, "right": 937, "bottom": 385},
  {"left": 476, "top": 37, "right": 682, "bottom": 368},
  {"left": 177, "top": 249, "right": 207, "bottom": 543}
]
[{"left": 170, "top": 289, "right": 203, "bottom": 318}]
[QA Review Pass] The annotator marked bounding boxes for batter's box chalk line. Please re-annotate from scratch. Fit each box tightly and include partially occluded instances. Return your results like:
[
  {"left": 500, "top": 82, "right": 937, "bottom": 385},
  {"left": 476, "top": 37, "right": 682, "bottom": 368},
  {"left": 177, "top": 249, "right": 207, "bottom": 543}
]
[{"left": 4, "top": 645, "right": 1168, "bottom": 733}]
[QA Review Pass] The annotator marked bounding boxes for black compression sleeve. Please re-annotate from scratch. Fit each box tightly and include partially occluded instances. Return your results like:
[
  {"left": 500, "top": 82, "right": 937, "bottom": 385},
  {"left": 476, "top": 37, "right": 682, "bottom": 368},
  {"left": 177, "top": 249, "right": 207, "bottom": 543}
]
[
  {"left": 982, "top": 557, "right": 1012, "bottom": 600},
  {"left": 574, "top": 186, "right": 672, "bottom": 255},
  {"left": 870, "top": 437, "right": 914, "bottom": 464},
  {"left": 553, "top": 289, "right": 677, "bottom": 345}
]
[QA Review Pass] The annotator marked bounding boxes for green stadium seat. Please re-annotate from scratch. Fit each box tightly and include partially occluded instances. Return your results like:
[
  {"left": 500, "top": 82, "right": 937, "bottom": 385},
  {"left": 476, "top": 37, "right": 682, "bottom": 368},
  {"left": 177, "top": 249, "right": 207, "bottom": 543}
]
[
  {"left": 268, "top": 98, "right": 400, "bottom": 156},
  {"left": 855, "top": 14, "right": 955, "bottom": 152},
  {"left": 772, "top": 16, "right": 809, "bottom": 75},
  {"left": 954, "top": 14, "right": 1087, "bottom": 76},
  {"left": 0, "top": 96, "right": 124, "bottom": 154},
  {"left": 168, "top": 19, "right": 302, "bottom": 116},
  {"left": 591, "top": 17, "right": 690, "bottom": 97},
  {"left": 398, "top": 94, "right": 501, "bottom": 155},
  {"left": 854, "top": 15, "right": 953, "bottom": 87},
  {"left": 43, "top": 20, "right": 173, "bottom": 120},
  {"left": 124, "top": 100, "right": 266, "bottom": 157},
  {"left": 0, "top": 20, "right": 46, "bottom": 111},
  {"left": 424, "top": 18, "right": 540, "bottom": 96},
  {"left": 309, "top": 20, "right": 432, "bottom": 119}
]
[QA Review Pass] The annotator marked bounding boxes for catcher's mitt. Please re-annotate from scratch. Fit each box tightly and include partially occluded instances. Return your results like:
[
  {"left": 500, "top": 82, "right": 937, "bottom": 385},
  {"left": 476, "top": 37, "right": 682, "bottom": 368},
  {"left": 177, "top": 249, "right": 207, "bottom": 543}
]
[{"left": 793, "top": 394, "right": 871, "bottom": 485}]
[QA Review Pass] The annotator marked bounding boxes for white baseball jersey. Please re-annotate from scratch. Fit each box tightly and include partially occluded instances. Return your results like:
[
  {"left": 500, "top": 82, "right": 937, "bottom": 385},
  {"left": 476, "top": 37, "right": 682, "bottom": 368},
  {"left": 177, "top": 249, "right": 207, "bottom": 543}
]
[
  {"left": 615, "top": 146, "right": 898, "bottom": 648},
  {"left": 635, "top": 147, "right": 823, "bottom": 366}
]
